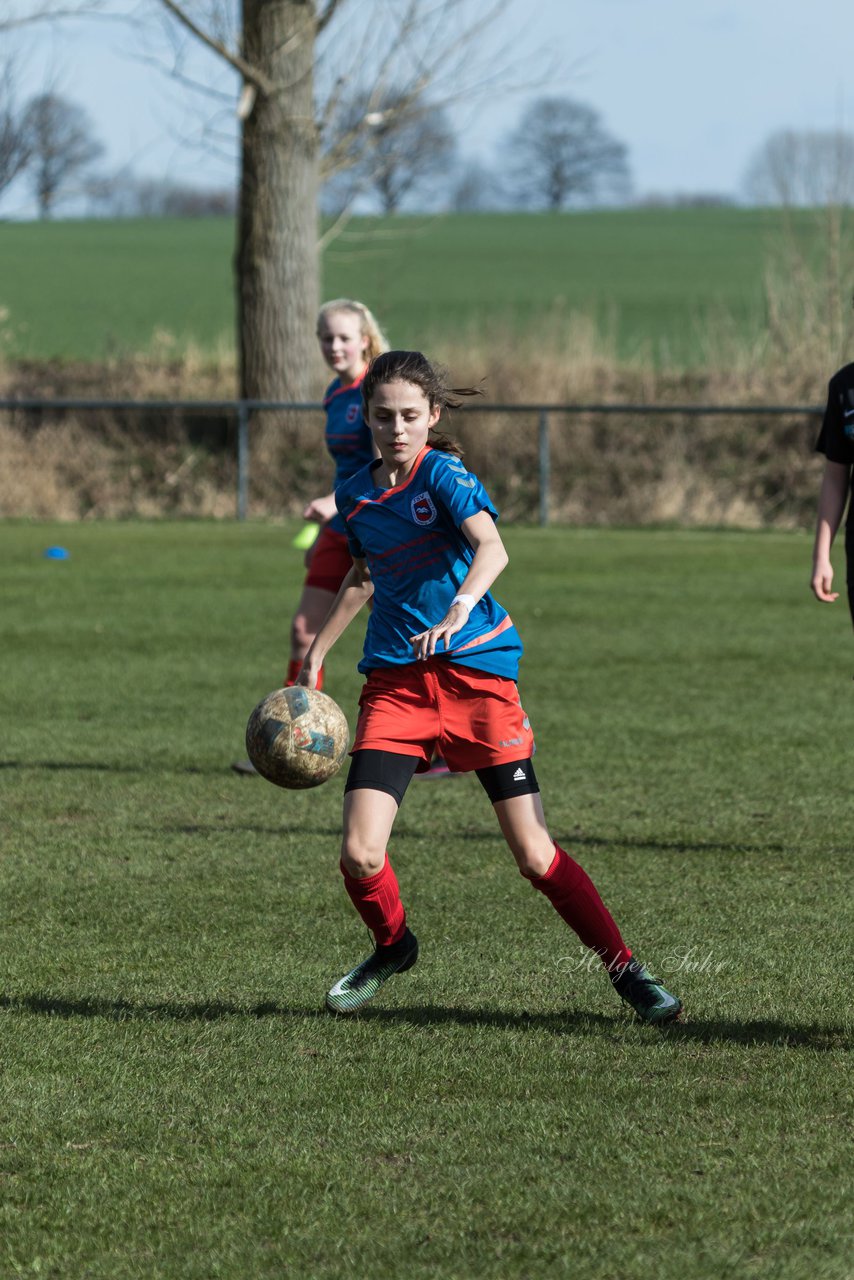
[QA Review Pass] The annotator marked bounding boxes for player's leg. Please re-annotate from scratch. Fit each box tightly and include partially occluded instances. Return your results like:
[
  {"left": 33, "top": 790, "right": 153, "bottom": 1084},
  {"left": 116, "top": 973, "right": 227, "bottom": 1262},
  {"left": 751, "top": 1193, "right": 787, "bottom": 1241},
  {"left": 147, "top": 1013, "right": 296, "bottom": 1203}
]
[
  {"left": 416, "top": 753, "right": 455, "bottom": 778},
  {"left": 233, "top": 523, "right": 346, "bottom": 776},
  {"left": 232, "top": 581, "right": 337, "bottom": 775},
  {"left": 478, "top": 762, "right": 682, "bottom": 1024},
  {"left": 287, "top": 524, "right": 353, "bottom": 686},
  {"left": 482, "top": 770, "right": 631, "bottom": 970},
  {"left": 287, "top": 584, "right": 336, "bottom": 687},
  {"left": 326, "top": 750, "right": 421, "bottom": 1013}
]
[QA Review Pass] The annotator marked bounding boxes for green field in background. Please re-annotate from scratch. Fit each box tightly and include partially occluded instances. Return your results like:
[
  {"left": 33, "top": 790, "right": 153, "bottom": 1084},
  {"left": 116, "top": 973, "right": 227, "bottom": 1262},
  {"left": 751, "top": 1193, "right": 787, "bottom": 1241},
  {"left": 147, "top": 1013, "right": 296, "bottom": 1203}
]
[
  {"left": 0, "top": 208, "right": 799, "bottom": 365},
  {"left": 1, "top": 522, "right": 851, "bottom": 1278}
]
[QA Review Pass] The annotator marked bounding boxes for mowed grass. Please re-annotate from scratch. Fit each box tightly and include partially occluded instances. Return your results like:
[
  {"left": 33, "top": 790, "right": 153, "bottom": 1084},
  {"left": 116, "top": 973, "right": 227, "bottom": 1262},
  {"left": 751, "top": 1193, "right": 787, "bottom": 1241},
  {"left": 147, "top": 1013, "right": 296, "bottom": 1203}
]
[
  {"left": 0, "top": 208, "right": 793, "bottom": 365},
  {"left": 1, "top": 522, "right": 852, "bottom": 1280}
]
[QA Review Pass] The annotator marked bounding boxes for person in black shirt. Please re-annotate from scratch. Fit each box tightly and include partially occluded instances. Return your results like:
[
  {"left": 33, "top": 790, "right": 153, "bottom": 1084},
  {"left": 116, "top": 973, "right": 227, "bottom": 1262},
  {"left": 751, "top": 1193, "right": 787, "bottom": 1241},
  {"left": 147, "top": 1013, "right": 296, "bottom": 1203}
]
[{"left": 812, "top": 363, "right": 854, "bottom": 628}]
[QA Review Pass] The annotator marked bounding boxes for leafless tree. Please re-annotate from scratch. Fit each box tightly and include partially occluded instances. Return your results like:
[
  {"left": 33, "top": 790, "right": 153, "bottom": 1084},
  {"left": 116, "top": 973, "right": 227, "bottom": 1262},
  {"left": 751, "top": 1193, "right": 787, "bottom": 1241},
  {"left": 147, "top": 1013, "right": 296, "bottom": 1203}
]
[
  {"left": 23, "top": 91, "right": 104, "bottom": 216},
  {"left": 147, "top": 0, "right": 528, "bottom": 404},
  {"left": 0, "top": 63, "right": 33, "bottom": 197},
  {"left": 504, "top": 96, "right": 630, "bottom": 211},
  {"left": 450, "top": 159, "right": 505, "bottom": 212},
  {"left": 0, "top": 5, "right": 114, "bottom": 207},
  {"left": 326, "top": 88, "right": 457, "bottom": 213},
  {"left": 743, "top": 129, "right": 854, "bottom": 207}
]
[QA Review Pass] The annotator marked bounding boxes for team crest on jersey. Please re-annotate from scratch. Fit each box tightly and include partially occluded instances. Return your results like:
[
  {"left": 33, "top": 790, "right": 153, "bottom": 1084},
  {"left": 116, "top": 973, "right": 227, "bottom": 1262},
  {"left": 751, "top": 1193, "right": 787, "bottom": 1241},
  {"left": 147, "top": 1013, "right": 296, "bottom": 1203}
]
[
  {"left": 345, "top": 404, "right": 360, "bottom": 423},
  {"left": 411, "top": 491, "right": 437, "bottom": 525}
]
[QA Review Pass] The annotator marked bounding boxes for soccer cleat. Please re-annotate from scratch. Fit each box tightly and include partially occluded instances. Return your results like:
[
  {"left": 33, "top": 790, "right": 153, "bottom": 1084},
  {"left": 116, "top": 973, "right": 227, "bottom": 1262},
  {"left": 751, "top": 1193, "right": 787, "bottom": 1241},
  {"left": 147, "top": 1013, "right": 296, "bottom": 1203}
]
[
  {"left": 231, "top": 758, "right": 258, "bottom": 775},
  {"left": 417, "top": 755, "right": 455, "bottom": 779},
  {"left": 610, "top": 961, "right": 683, "bottom": 1024},
  {"left": 325, "top": 928, "right": 419, "bottom": 1014}
]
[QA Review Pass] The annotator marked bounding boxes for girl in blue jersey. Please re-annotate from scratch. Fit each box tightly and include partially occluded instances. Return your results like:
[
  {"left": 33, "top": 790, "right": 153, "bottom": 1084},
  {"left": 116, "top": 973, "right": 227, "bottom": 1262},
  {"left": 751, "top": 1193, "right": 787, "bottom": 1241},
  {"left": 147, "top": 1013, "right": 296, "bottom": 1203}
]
[
  {"left": 287, "top": 299, "right": 388, "bottom": 690},
  {"left": 298, "top": 351, "right": 683, "bottom": 1024}
]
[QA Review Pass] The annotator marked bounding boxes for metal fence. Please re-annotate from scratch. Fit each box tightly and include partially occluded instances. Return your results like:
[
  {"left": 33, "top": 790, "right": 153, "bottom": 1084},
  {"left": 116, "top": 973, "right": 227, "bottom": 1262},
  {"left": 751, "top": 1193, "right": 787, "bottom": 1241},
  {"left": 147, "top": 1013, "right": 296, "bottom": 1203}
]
[{"left": 0, "top": 396, "right": 824, "bottom": 524}]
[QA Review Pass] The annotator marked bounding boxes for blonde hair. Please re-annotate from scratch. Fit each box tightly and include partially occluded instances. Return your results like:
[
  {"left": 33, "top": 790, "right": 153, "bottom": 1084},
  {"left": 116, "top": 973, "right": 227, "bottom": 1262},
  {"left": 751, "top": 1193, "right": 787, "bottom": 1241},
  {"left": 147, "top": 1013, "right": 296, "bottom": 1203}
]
[{"left": 316, "top": 299, "right": 389, "bottom": 361}]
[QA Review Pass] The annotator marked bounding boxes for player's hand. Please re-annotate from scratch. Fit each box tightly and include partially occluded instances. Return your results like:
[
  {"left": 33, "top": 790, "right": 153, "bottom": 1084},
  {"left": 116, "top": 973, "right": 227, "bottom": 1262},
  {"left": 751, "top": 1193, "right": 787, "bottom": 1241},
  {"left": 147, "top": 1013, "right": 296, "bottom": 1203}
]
[
  {"left": 303, "top": 495, "right": 337, "bottom": 523},
  {"left": 811, "top": 559, "right": 839, "bottom": 602},
  {"left": 294, "top": 659, "right": 321, "bottom": 688},
  {"left": 409, "top": 602, "right": 469, "bottom": 661}
]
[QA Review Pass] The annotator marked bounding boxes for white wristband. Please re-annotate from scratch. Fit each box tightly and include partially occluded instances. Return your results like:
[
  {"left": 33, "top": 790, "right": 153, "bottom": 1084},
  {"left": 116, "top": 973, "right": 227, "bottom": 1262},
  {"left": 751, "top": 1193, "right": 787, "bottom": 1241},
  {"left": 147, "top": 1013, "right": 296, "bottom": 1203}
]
[{"left": 451, "top": 593, "right": 476, "bottom": 613}]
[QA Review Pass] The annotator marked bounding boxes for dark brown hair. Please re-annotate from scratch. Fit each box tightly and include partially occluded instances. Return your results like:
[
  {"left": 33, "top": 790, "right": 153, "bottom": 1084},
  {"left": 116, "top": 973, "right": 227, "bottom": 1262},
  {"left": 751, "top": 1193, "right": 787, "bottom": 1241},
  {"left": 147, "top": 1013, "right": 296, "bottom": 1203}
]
[{"left": 361, "top": 350, "right": 482, "bottom": 458}]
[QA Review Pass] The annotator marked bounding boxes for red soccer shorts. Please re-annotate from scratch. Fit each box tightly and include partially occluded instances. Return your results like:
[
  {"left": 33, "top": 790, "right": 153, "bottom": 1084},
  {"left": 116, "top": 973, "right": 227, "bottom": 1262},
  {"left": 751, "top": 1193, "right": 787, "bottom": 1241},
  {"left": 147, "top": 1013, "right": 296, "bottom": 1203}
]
[
  {"left": 351, "top": 658, "right": 535, "bottom": 773},
  {"left": 304, "top": 525, "right": 353, "bottom": 592}
]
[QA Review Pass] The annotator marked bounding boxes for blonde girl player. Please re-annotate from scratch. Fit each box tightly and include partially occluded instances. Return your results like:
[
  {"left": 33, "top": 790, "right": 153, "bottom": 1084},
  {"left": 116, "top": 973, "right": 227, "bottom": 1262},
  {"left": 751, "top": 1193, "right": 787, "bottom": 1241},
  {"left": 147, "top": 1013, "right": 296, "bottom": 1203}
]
[
  {"left": 811, "top": 362, "right": 854, "bottom": 633},
  {"left": 290, "top": 298, "right": 387, "bottom": 686},
  {"left": 234, "top": 300, "right": 382, "bottom": 773},
  {"left": 297, "top": 350, "right": 683, "bottom": 1024}
]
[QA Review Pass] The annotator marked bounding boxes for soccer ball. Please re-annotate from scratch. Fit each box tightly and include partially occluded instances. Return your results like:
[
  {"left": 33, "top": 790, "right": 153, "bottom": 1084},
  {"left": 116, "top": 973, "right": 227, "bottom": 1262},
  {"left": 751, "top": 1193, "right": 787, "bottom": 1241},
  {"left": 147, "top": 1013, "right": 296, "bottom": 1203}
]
[{"left": 245, "top": 686, "right": 350, "bottom": 789}]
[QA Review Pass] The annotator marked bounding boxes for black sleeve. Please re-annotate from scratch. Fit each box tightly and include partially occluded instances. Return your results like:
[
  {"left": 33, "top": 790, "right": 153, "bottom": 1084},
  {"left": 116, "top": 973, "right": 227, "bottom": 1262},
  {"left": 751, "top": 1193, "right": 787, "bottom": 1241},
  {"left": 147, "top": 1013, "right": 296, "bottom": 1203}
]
[{"left": 816, "top": 366, "right": 854, "bottom": 464}]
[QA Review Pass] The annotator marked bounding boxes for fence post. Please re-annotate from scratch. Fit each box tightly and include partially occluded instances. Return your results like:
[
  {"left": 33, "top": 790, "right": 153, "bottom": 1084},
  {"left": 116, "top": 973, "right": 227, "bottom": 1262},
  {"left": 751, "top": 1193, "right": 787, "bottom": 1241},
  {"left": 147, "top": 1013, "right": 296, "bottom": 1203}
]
[
  {"left": 538, "top": 408, "right": 550, "bottom": 527},
  {"left": 236, "top": 401, "right": 249, "bottom": 521}
]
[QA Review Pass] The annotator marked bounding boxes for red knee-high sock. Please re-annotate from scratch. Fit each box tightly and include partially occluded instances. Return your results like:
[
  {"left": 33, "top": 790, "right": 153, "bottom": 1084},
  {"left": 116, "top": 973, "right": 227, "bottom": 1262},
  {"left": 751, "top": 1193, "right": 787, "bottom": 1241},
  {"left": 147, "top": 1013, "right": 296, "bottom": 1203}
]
[
  {"left": 528, "top": 843, "right": 632, "bottom": 973},
  {"left": 341, "top": 854, "right": 406, "bottom": 947},
  {"left": 286, "top": 659, "right": 323, "bottom": 690}
]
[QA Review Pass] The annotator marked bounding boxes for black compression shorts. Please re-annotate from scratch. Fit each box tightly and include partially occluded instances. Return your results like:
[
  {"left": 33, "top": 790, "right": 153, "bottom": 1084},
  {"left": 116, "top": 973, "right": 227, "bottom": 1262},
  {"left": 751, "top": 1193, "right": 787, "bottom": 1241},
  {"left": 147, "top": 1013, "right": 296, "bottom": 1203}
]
[{"left": 344, "top": 749, "right": 540, "bottom": 806}]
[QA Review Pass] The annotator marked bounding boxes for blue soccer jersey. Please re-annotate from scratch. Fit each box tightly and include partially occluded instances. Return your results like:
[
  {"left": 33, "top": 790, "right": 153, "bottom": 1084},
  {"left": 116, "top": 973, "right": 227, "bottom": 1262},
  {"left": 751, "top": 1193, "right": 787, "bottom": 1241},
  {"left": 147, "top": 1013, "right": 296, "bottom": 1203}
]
[
  {"left": 336, "top": 446, "right": 524, "bottom": 679},
  {"left": 323, "top": 373, "right": 374, "bottom": 534}
]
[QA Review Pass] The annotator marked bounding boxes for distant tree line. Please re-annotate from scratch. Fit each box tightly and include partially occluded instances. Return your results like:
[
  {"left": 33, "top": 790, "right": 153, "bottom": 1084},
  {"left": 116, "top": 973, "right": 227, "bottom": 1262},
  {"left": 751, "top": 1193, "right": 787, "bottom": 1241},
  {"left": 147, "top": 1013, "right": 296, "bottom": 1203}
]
[
  {"left": 0, "top": 76, "right": 238, "bottom": 219},
  {"left": 5, "top": 69, "right": 853, "bottom": 223},
  {"left": 1, "top": 70, "right": 635, "bottom": 220}
]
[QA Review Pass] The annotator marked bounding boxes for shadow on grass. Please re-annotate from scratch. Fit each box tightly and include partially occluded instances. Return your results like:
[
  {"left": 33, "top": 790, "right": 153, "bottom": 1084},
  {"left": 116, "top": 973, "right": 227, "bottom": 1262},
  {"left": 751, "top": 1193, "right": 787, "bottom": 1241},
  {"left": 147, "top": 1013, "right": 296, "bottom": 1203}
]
[
  {"left": 557, "top": 832, "right": 787, "bottom": 856},
  {"left": 0, "top": 993, "right": 847, "bottom": 1050},
  {"left": 360, "top": 1005, "right": 849, "bottom": 1050},
  {"left": 0, "top": 992, "right": 313, "bottom": 1022},
  {"left": 135, "top": 823, "right": 344, "bottom": 838},
  {"left": 135, "top": 824, "right": 788, "bottom": 855},
  {"left": 0, "top": 759, "right": 236, "bottom": 777}
]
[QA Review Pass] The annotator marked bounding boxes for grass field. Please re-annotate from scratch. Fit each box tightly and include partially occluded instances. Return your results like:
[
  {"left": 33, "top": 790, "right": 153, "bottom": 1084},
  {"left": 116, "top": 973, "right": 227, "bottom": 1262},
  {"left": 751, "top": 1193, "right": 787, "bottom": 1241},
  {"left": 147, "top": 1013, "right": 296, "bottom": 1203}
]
[
  {"left": 1, "top": 521, "right": 851, "bottom": 1278},
  {"left": 0, "top": 208, "right": 801, "bottom": 366}
]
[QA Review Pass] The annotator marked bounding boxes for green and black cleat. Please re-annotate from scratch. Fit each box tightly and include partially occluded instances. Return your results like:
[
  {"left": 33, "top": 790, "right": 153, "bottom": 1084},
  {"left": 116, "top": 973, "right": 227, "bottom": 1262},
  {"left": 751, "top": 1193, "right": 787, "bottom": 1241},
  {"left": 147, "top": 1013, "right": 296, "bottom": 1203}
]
[
  {"left": 325, "top": 928, "right": 419, "bottom": 1014},
  {"left": 611, "top": 961, "right": 683, "bottom": 1025}
]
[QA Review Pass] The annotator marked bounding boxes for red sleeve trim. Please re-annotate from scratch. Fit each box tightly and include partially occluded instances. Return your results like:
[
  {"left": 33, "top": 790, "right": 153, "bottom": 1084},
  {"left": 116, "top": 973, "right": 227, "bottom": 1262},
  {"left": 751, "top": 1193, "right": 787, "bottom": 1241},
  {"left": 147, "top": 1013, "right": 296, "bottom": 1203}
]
[{"left": 345, "top": 447, "right": 431, "bottom": 521}]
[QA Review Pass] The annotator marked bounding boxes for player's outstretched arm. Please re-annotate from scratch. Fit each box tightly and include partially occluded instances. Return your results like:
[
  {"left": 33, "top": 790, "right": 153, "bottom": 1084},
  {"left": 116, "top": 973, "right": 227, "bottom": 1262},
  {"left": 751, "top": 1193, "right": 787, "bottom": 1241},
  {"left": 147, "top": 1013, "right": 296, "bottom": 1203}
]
[
  {"left": 811, "top": 460, "right": 850, "bottom": 603},
  {"left": 298, "top": 561, "right": 374, "bottom": 686},
  {"left": 410, "top": 511, "right": 509, "bottom": 660},
  {"left": 302, "top": 493, "right": 338, "bottom": 523}
]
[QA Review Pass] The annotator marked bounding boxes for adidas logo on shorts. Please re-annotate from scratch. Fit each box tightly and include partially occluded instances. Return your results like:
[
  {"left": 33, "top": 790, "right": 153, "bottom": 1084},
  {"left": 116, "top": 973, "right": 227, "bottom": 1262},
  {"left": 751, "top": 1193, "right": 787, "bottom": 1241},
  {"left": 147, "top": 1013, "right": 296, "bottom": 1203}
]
[{"left": 512, "top": 767, "right": 527, "bottom": 782}]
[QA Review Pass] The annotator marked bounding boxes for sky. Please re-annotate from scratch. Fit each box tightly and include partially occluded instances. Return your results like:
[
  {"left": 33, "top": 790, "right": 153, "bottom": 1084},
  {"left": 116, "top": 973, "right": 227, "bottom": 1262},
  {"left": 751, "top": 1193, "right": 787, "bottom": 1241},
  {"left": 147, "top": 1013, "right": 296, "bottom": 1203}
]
[{"left": 2, "top": 0, "right": 853, "bottom": 216}]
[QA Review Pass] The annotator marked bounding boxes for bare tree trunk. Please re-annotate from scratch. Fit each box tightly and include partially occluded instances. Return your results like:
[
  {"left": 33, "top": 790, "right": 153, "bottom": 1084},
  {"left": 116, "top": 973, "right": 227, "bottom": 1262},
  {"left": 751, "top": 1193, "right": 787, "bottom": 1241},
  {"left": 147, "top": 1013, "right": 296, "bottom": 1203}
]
[{"left": 237, "top": 0, "right": 319, "bottom": 404}]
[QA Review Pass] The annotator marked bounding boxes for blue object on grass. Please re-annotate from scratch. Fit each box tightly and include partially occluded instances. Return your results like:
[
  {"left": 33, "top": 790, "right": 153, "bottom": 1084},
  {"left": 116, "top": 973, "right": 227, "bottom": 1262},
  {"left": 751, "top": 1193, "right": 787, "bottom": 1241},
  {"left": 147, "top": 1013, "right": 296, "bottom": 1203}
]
[{"left": 43, "top": 546, "right": 70, "bottom": 560}]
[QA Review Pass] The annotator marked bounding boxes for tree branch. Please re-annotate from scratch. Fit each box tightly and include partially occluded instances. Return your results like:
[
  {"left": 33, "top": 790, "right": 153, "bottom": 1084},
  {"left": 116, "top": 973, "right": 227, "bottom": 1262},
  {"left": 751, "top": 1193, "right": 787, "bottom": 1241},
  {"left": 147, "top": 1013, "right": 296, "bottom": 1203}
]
[
  {"left": 317, "top": 200, "right": 355, "bottom": 252},
  {"left": 156, "top": 0, "right": 275, "bottom": 97},
  {"left": 0, "top": 3, "right": 110, "bottom": 30},
  {"left": 317, "top": 0, "right": 347, "bottom": 35}
]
